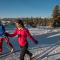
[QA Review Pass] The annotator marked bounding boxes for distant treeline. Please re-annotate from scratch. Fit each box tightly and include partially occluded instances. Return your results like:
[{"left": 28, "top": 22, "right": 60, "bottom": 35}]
[{"left": 0, "top": 17, "right": 53, "bottom": 28}]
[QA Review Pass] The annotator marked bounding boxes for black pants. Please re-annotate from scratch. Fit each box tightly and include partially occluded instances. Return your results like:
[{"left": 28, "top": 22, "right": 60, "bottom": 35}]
[{"left": 20, "top": 45, "right": 32, "bottom": 60}]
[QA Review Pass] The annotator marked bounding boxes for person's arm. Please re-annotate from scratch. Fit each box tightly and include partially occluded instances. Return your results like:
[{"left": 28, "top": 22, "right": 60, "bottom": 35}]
[
  {"left": 0, "top": 25, "right": 5, "bottom": 36},
  {"left": 26, "top": 29, "right": 38, "bottom": 44},
  {"left": 2, "top": 25, "right": 5, "bottom": 33},
  {"left": 6, "top": 29, "right": 17, "bottom": 37}
]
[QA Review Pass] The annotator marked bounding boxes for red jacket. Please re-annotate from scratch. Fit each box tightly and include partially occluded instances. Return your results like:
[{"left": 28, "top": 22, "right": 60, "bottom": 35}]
[{"left": 7, "top": 28, "right": 36, "bottom": 46}]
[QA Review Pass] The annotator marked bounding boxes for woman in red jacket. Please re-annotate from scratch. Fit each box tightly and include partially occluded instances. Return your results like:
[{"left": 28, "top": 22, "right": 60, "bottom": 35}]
[{"left": 6, "top": 19, "right": 38, "bottom": 60}]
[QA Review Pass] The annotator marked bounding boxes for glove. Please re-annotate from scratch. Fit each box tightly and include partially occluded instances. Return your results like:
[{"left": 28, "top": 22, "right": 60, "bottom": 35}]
[
  {"left": 4, "top": 32, "right": 8, "bottom": 37},
  {"left": 34, "top": 40, "right": 38, "bottom": 44}
]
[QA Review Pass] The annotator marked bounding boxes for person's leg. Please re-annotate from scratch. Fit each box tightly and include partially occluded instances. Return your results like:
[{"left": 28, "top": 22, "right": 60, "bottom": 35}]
[
  {"left": 25, "top": 45, "right": 32, "bottom": 60},
  {"left": 25, "top": 45, "right": 32, "bottom": 56},
  {"left": 20, "top": 46, "right": 27, "bottom": 60},
  {"left": 3, "top": 38, "right": 14, "bottom": 52},
  {"left": 0, "top": 38, "right": 3, "bottom": 55},
  {"left": 0, "top": 48, "right": 2, "bottom": 53},
  {"left": 0, "top": 48, "right": 2, "bottom": 55},
  {"left": 26, "top": 50, "right": 32, "bottom": 56},
  {"left": 4, "top": 38, "right": 13, "bottom": 48}
]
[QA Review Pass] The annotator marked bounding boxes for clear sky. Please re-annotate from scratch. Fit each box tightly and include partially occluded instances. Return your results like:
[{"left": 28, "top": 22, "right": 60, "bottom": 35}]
[{"left": 0, "top": 0, "right": 60, "bottom": 18}]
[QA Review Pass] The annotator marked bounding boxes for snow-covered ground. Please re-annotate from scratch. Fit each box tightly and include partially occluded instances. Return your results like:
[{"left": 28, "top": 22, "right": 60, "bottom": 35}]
[
  {"left": 1, "top": 42, "right": 60, "bottom": 60},
  {"left": 1, "top": 27, "right": 60, "bottom": 60},
  {"left": 29, "top": 28, "right": 60, "bottom": 35}
]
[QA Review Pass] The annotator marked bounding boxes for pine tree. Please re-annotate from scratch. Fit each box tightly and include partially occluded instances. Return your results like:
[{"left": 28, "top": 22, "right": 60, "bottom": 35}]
[
  {"left": 52, "top": 5, "right": 60, "bottom": 19},
  {"left": 52, "top": 5, "right": 60, "bottom": 27}
]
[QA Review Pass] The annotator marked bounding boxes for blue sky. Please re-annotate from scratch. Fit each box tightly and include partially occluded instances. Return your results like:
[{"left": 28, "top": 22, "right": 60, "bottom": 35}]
[{"left": 0, "top": 0, "right": 60, "bottom": 18}]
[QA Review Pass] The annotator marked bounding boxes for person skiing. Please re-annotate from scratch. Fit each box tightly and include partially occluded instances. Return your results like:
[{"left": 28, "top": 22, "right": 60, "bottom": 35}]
[
  {"left": 0, "top": 21, "right": 14, "bottom": 55},
  {"left": 6, "top": 19, "right": 38, "bottom": 60}
]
